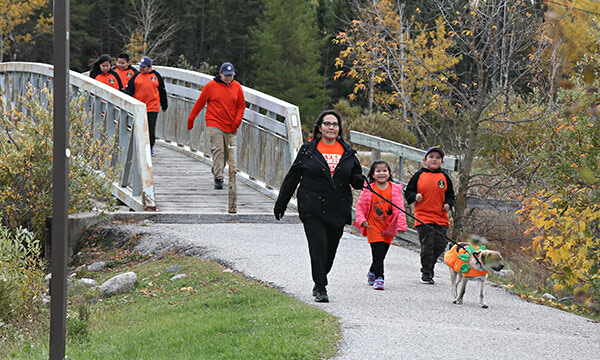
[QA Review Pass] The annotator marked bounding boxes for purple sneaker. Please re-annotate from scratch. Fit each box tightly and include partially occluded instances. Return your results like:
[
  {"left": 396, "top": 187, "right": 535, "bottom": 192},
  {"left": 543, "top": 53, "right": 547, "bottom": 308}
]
[
  {"left": 373, "top": 277, "right": 384, "bottom": 290},
  {"left": 367, "top": 271, "right": 376, "bottom": 286}
]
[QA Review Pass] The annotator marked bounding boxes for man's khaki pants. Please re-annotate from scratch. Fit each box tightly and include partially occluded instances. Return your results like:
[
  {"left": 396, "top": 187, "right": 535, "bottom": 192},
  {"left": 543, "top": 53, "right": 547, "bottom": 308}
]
[{"left": 208, "top": 126, "right": 230, "bottom": 180}]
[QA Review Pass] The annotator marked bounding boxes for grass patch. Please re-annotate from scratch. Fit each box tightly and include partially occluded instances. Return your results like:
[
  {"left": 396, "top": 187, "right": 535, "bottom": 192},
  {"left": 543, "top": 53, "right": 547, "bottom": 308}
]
[{"left": 6, "top": 231, "right": 340, "bottom": 359}]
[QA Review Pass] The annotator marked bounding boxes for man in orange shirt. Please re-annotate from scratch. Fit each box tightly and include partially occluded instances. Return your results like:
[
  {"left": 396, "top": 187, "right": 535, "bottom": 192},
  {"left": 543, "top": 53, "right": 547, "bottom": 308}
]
[
  {"left": 125, "top": 56, "right": 168, "bottom": 155},
  {"left": 187, "top": 62, "right": 246, "bottom": 189}
]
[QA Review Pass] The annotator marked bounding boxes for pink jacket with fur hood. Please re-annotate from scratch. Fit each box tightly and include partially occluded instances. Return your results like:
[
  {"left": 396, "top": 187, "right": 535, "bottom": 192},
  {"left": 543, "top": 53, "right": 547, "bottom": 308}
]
[{"left": 354, "top": 182, "right": 408, "bottom": 238}]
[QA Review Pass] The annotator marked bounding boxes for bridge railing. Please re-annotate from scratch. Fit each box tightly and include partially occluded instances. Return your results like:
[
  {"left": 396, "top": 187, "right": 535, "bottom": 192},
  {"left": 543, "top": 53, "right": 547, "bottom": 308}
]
[
  {"left": 0, "top": 62, "right": 156, "bottom": 211},
  {"left": 153, "top": 66, "right": 303, "bottom": 193}
]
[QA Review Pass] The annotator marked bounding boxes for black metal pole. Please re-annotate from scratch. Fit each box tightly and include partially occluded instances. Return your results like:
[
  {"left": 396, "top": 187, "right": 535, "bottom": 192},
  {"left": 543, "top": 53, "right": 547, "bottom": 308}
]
[{"left": 49, "top": 0, "right": 70, "bottom": 358}]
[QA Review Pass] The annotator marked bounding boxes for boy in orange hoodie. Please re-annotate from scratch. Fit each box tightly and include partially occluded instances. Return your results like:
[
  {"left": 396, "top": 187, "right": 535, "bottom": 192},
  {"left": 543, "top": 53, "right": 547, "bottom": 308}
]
[{"left": 404, "top": 147, "right": 455, "bottom": 285}]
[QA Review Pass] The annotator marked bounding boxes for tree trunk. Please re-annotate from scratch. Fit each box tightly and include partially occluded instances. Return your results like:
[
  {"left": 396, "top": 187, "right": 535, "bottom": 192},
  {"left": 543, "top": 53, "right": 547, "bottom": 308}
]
[{"left": 451, "top": 123, "right": 478, "bottom": 241}]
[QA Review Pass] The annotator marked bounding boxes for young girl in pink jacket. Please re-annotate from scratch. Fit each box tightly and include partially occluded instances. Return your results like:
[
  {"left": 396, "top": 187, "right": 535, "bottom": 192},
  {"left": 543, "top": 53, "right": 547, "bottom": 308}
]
[{"left": 354, "top": 160, "right": 408, "bottom": 290}]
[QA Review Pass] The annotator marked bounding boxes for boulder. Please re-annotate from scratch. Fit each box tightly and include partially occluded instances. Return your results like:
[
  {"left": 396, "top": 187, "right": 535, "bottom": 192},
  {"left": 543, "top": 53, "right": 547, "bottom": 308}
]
[
  {"left": 100, "top": 272, "right": 137, "bottom": 297},
  {"left": 88, "top": 261, "right": 106, "bottom": 272}
]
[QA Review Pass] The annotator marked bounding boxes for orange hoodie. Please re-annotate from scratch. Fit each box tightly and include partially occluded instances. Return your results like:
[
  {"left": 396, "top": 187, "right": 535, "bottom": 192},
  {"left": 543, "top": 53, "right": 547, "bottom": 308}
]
[{"left": 187, "top": 77, "right": 246, "bottom": 133}]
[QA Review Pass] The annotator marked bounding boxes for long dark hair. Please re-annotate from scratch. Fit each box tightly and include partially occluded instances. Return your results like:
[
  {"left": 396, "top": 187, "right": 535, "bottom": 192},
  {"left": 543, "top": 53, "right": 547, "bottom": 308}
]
[
  {"left": 90, "top": 54, "right": 112, "bottom": 78},
  {"left": 367, "top": 160, "right": 392, "bottom": 183},
  {"left": 312, "top": 110, "right": 344, "bottom": 142}
]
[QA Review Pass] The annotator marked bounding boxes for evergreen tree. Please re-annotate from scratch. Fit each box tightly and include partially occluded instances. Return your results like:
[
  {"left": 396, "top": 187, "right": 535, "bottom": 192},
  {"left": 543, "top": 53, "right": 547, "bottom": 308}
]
[
  {"left": 170, "top": 0, "right": 261, "bottom": 84},
  {"left": 251, "top": 0, "right": 326, "bottom": 125}
]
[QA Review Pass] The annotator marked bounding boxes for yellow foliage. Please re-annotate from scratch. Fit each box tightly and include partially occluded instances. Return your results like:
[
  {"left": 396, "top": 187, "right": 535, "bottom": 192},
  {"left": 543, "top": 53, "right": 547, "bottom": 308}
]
[
  {"left": 125, "top": 29, "right": 148, "bottom": 63},
  {"left": 0, "top": 0, "right": 48, "bottom": 61},
  {"left": 334, "top": 0, "right": 459, "bottom": 123},
  {"left": 546, "top": 0, "right": 600, "bottom": 78},
  {"left": 521, "top": 188, "right": 600, "bottom": 296}
]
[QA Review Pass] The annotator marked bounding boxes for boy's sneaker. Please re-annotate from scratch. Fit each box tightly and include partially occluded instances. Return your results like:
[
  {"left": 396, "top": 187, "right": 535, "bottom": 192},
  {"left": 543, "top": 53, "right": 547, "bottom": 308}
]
[
  {"left": 150, "top": 148, "right": 154, "bottom": 156},
  {"left": 420, "top": 275, "right": 434, "bottom": 285},
  {"left": 214, "top": 178, "right": 224, "bottom": 189},
  {"left": 367, "top": 271, "right": 376, "bottom": 286},
  {"left": 373, "top": 277, "right": 384, "bottom": 290}
]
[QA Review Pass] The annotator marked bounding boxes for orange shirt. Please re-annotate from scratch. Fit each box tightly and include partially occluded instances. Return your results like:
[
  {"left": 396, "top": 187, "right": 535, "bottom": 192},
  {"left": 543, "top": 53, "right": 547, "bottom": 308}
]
[
  {"left": 414, "top": 171, "right": 450, "bottom": 227},
  {"left": 188, "top": 79, "right": 246, "bottom": 133},
  {"left": 93, "top": 71, "right": 122, "bottom": 90},
  {"left": 126, "top": 71, "right": 167, "bottom": 113},
  {"left": 317, "top": 140, "right": 344, "bottom": 175},
  {"left": 114, "top": 67, "right": 137, "bottom": 90},
  {"left": 366, "top": 184, "right": 394, "bottom": 244}
]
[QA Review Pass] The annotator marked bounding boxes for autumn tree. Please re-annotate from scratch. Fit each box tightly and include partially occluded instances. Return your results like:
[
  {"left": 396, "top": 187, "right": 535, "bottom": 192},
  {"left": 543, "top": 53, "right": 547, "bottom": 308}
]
[
  {"left": 334, "top": 0, "right": 459, "bottom": 140},
  {"left": 0, "top": 0, "right": 51, "bottom": 62},
  {"left": 516, "top": 29, "right": 600, "bottom": 302},
  {"left": 336, "top": 0, "right": 557, "bottom": 239},
  {"left": 544, "top": 0, "right": 600, "bottom": 80},
  {"left": 117, "top": 0, "right": 180, "bottom": 63}
]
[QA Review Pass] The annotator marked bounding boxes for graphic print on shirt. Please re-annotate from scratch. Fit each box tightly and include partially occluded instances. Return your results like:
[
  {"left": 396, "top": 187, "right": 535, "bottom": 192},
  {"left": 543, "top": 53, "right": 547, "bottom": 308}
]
[
  {"left": 372, "top": 196, "right": 391, "bottom": 222},
  {"left": 438, "top": 179, "right": 446, "bottom": 189},
  {"left": 322, "top": 153, "right": 342, "bottom": 174}
]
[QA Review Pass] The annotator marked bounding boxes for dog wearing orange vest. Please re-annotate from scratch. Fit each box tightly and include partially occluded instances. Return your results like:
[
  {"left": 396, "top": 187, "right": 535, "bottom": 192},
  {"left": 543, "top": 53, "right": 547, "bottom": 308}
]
[{"left": 444, "top": 239, "right": 504, "bottom": 308}]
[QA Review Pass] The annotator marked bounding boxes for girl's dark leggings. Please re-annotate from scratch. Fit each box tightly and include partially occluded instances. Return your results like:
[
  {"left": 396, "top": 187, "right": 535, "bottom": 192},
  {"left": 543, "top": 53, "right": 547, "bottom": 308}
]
[{"left": 370, "top": 241, "right": 391, "bottom": 279}]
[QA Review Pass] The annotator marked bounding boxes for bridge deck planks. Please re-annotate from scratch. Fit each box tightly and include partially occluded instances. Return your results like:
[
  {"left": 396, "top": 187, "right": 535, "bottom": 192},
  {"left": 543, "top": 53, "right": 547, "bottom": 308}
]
[{"left": 151, "top": 145, "right": 286, "bottom": 214}]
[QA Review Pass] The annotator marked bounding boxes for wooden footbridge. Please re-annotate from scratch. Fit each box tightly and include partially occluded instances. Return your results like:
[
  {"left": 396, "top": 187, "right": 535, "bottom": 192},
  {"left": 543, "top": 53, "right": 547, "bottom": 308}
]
[{"left": 0, "top": 62, "right": 459, "bottom": 240}]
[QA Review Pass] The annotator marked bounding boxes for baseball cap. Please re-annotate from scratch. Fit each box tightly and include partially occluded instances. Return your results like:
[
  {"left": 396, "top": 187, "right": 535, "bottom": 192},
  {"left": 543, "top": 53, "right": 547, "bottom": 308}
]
[
  {"left": 425, "top": 146, "right": 444, "bottom": 158},
  {"left": 137, "top": 56, "right": 152, "bottom": 67},
  {"left": 220, "top": 62, "right": 235, "bottom": 75}
]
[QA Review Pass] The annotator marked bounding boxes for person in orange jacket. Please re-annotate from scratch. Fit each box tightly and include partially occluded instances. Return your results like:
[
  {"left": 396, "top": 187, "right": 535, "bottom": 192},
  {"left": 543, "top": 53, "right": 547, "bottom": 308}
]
[
  {"left": 187, "top": 62, "right": 246, "bottom": 190},
  {"left": 354, "top": 160, "right": 408, "bottom": 291},
  {"left": 404, "top": 146, "right": 456, "bottom": 285},
  {"left": 125, "top": 56, "right": 168, "bottom": 155},
  {"left": 90, "top": 54, "right": 123, "bottom": 91},
  {"left": 113, "top": 53, "right": 138, "bottom": 91}
]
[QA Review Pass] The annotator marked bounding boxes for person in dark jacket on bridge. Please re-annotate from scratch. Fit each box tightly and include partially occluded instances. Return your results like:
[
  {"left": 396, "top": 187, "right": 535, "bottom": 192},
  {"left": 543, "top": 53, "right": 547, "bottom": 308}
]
[{"left": 274, "top": 110, "right": 363, "bottom": 303}]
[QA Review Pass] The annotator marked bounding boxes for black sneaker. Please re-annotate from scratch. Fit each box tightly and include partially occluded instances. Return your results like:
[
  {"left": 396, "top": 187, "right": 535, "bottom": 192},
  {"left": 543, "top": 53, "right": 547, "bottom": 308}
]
[
  {"left": 314, "top": 289, "right": 329, "bottom": 303},
  {"left": 420, "top": 275, "right": 434, "bottom": 285},
  {"left": 312, "top": 285, "right": 319, "bottom": 297},
  {"left": 214, "top": 178, "right": 223, "bottom": 189}
]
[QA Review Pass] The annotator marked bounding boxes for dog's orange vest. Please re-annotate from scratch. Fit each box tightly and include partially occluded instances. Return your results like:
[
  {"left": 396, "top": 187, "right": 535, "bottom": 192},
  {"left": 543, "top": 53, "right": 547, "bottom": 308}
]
[{"left": 444, "top": 244, "right": 488, "bottom": 277}]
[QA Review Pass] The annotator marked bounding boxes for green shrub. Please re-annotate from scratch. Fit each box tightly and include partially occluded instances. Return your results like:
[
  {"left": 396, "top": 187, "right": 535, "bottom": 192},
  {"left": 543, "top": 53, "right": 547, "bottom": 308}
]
[
  {"left": 0, "top": 225, "right": 45, "bottom": 323},
  {"left": 67, "top": 302, "right": 90, "bottom": 342},
  {"left": 0, "top": 86, "right": 118, "bottom": 238}
]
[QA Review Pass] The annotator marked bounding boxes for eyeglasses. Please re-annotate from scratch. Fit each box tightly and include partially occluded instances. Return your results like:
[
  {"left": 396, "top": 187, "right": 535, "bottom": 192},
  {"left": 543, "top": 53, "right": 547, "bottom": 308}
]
[{"left": 322, "top": 121, "right": 339, "bottom": 128}]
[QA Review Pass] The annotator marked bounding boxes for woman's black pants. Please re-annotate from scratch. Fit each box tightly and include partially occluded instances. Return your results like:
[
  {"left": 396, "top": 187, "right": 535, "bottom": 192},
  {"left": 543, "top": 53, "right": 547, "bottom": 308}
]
[{"left": 302, "top": 216, "right": 344, "bottom": 291}]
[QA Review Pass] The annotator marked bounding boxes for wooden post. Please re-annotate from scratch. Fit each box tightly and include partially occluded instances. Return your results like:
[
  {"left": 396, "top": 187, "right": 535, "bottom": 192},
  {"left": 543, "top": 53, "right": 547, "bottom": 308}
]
[
  {"left": 372, "top": 148, "right": 381, "bottom": 162},
  {"left": 398, "top": 156, "right": 404, "bottom": 183},
  {"left": 228, "top": 134, "right": 237, "bottom": 213}
]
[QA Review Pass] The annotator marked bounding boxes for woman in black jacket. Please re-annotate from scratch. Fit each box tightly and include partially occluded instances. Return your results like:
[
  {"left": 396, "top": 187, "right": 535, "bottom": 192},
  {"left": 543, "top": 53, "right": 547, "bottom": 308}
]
[{"left": 274, "top": 110, "right": 363, "bottom": 302}]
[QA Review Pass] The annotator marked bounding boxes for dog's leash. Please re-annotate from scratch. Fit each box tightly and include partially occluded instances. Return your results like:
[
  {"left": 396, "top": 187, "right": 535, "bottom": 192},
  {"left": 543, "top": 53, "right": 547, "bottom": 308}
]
[{"left": 361, "top": 177, "right": 482, "bottom": 265}]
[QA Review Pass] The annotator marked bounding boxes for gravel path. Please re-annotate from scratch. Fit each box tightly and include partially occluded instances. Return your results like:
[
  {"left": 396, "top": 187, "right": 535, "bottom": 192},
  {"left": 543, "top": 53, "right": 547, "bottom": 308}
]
[{"left": 117, "top": 218, "right": 599, "bottom": 360}]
